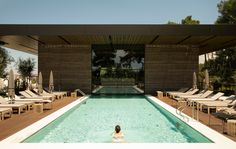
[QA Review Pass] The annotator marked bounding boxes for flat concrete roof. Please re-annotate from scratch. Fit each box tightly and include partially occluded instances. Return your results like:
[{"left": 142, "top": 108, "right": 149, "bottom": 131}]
[{"left": 0, "top": 24, "right": 236, "bottom": 55}]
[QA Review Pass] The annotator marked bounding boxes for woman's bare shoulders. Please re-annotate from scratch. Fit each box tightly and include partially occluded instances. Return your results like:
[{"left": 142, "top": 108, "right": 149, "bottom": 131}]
[{"left": 112, "top": 132, "right": 124, "bottom": 137}]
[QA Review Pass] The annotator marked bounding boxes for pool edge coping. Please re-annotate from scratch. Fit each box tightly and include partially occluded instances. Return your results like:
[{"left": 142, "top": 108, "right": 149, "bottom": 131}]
[
  {"left": 146, "top": 95, "right": 236, "bottom": 145},
  {"left": 0, "top": 96, "right": 89, "bottom": 143}
]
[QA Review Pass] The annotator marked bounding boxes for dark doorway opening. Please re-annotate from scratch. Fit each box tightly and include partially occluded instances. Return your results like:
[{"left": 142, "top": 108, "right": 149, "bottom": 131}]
[{"left": 92, "top": 44, "right": 145, "bottom": 95}]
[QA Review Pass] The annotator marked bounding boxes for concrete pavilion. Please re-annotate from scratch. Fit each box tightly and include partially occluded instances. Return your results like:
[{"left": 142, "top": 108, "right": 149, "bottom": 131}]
[{"left": 0, "top": 24, "right": 236, "bottom": 94}]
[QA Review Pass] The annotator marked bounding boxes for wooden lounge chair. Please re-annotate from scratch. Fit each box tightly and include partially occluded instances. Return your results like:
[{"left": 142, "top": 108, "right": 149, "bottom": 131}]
[
  {"left": 178, "top": 90, "right": 213, "bottom": 100},
  {"left": 187, "top": 92, "right": 225, "bottom": 107},
  {"left": 200, "top": 96, "right": 236, "bottom": 114},
  {"left": 0, "top": 108, "right": 12, "bottom": 120},
  {"left": 171, "top": 88, "right": 199, "bottom": 98},
  {"left": 25, "top": 90, "right": 54, "bottom": 101},
  {"left": 33, "top": 88, "right": 63, "bottom": 100},
  {"left": 0, "top": 96, "right": 34, "bottom": 111},
  {"left": 217, "top": 108, "right": 236, "bottom": 115},
  {"left": 174, "top": 90, "right": 207, "bottom": 101},
  {"left": 20, "top": 91, "right": 52, "bottom": 101},
  {"left": 213, "top": 102, "right": 236, "bottom": 120},
  {"left": 201, "top": 101, "right": 231, "bottom": 114},
  {"left": 14, "top": 95, "right": 53, "bottom": 110},
  {"left": 180, "top": 90, "right": 214, "bottom": 105},
  {"left": 0, "top": 103, "right": 27, "bottom": 114},
  {"left": 165, "top": 88, "right": 190, "bottom": 96}
]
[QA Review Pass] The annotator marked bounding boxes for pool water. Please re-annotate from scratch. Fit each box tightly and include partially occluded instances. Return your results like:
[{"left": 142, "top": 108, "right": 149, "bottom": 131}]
[{"left": 24, "top": 95, "right": 212, "bottom": 143}]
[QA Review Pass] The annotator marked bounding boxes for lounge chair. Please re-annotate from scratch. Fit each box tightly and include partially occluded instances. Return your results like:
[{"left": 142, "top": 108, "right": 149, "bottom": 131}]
[
  {"left": 199, "top": 96, "right": 236, "bottom": 113},
  {"left": 165, "top": 88, "right": 190, "bottom": 96},
  {"left": 0, "top": 96, "right": 34, "bottom": 111},
  {"left": 33, "top": 88, "right": 63, "bottom": 100},
  {"left": 217, "top": 96, "right": 236, "bottom": 112},
  {"left": 20, "top": 91, "right": 53, "bottom": 101},
  {"left": 213, "top": 102, "right": 236, "bottom": 120},
  {"left": 0, "top": 108, "right": 12, "bottom": 120},
  {"left": 14, "top": 95, "right": 53, "bottom": 110},
  {"left": 177, "top": 90, "right": 213, "bottom": 105},
  {"left": 219, "top": 95, "right": 236, "bottom": 101},
  {"left": 174, "top": 90, "right": 213, "bottom": 101},
  {"left": 178, "top": 90, "right": 213, "bottom": 100},
  {"left": 0, "top": 103, "right": 27, "bottom": 114},
  {"left": 217, "top": 107, "right": 236, "bottom": 115},
  {"left": 201, "top": 101, "right": 234, "bottom": 114},
  {"left": 25, "top": 90, "right": 54, "bottom": 101},
  {"left": 187, "top": 92, "right": 225, "bottom": 107},
  {"left": 170, "top": 88, "right": 199, "bottom": 98}
]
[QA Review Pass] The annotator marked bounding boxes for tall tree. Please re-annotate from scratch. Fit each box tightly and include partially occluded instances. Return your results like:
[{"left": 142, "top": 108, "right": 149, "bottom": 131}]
[
  {"left": 16, "top": 58, "right": 36, "bottom": 89},
  {"left": 167, "top": 15, "right": 200, "bottom": 24},
  {"left": 203, "top": 0, "right": 236, "bottom": 85},
  {"left": 0, "top": 46, "right": 14, "bottom": 77},
  {"left": 181, "top": 16, "right": 200, "bottom": 24},
  {"left": 216, "top": 0, "right": 236, "bottom": 24},
  {"left": 203, "top": 48, "right": 236, "bottom": 83}
]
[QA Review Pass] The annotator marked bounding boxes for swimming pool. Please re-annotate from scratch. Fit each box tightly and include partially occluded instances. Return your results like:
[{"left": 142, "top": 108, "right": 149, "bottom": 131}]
[{"left": 23, "top": 95, "right": 212, "bottom": 143}]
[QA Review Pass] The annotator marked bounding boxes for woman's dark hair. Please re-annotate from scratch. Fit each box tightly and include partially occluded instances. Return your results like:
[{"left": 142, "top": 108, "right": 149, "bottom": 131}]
[{"left": 115, "top": 125, "right": 121, "bottom": 133}]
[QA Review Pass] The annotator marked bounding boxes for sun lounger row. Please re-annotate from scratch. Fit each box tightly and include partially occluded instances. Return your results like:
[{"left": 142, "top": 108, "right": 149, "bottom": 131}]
[
  {"left": 170, "top": 88, "right": 199, "bottom": 98},
  {"left": 166, "top": 88, "right": 236, "bottom": 115},
  {"left": 34, "top": 88, "right": 67, "bottom": 99},
  {"left": 0, "top": 88, "right": 82, "bottom": 121},
  {"left": 174, "top": 90, "right": 213, "bottom": 101},
  {"left": 0, "top": 96, "right": 28, "bottom": 114},
  {"left": 198, "top": 95, "right": 236, "bottom": 114},
  {"left": 172, "top": 90, "right": 236, "bottom": 115},
  {"left": 0, "top": 90, "right": 54, "bottom": 117},
  {"left": 165, "top": 87, "right": 236, "bottom": 130}
]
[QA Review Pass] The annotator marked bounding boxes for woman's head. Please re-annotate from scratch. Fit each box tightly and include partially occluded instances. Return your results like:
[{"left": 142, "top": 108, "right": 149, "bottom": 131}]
[{"left": 115, "top": 125, "right": 121, "bottom": 133}]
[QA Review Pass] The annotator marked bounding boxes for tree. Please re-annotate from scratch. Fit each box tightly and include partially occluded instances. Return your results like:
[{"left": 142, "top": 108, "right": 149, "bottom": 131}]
[
  {"left": 16, "top": 58, "right": 36, "bottom": 90},
  {"left": 216, "top": 0, "right": 236, "bottom": 24},
  {"left": 167, "top": 15, "right": 200, "bottom": 24},
  {"left": 0, "top": 46, "right": 14, "bottom": 77},
  {"left": 202, "top": 48, "right": 236, "bottom": 83},
  {"left": 203, "top": 0, "right": 236, "bottom": 85},
  {"left": 181, "top": 16, "right": 200, "bottom": 24}
]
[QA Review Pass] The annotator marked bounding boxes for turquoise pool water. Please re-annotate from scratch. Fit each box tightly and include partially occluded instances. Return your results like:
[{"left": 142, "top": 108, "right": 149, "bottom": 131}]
[
  {"left": 94, "top": 86, "right": 142, "bottom": 94},
  {"left": 24, "top": 95, "right": 212, "bottom": 143}
]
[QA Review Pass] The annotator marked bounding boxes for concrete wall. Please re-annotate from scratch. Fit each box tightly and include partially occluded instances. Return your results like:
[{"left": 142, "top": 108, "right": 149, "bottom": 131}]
[
  {"left": 38, "top": 45, "right": 91, "bottom": 94},
  {"left": 145, "top": 45, "right": 199, "bottom": 94}
]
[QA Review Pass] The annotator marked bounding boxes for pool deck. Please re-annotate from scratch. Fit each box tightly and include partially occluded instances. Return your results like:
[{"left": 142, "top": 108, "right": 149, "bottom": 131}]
[
  {"left": 156, "top": 96, "right": 236, "bottom": 142},
  {"left": 0, "top": 96, "right": 80, "bottom": 141}
]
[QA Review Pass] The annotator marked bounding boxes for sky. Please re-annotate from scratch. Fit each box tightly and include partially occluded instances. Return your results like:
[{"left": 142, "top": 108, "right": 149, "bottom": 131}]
[{"left": 0, "top": 0, "right": 222, "bottom": 73}]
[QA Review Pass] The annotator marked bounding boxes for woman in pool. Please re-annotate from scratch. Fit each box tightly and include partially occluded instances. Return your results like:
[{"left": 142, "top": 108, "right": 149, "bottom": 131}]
[{"left": 112, "top": 125, "right": 125, "bottom": 143}]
